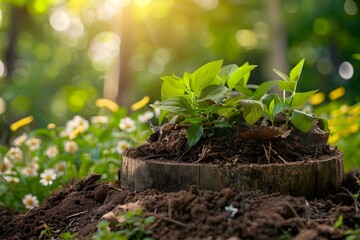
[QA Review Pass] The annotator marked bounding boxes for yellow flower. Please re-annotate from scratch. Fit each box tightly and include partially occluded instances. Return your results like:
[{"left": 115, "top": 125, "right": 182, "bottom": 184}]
[
  {"left": 328, "top": 134, "right": 340, "bottom": 144},
  {"left": 131, "top": 96, "right": 150, "bottom": 111},
  {"left": 329, "top": 87, "right": 345, "bottom": 100},
  {"left": 95, "top": 98, "right": 119, "bottom": 112},
  {"left": 349, "top": 105, "right": 360, "bottom": 116},
  {"left": 47, "top": 123, "right": 56, "bottom": 129},
  {"left": 309, "top": 92, "right": 325, "bottom": 105},
  {"left": 10, "top": 116, "right": 34, "bottom": 132}
]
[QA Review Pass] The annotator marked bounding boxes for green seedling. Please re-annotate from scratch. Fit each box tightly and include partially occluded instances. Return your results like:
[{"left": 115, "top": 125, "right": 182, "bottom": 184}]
[{"left": 153, "top": 59, "right": 327, "bottom": 146}]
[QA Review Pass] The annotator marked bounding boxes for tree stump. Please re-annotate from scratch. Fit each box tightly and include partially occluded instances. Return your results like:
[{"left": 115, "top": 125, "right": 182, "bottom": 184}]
[{"left": 121, "top": 152, "right": 343, "bottom": 198}]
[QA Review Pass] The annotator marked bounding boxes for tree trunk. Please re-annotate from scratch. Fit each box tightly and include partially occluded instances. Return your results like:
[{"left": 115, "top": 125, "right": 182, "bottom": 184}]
[{"left": 121, "top": 152, "right": 344, "bottom": 198}]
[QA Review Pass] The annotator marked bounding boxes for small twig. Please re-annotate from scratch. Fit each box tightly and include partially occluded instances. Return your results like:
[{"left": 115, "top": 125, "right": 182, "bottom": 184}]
[
  {"left": 176, "top": 148, "right": 190, "bottom": 162},
  {"left": 66, "top": 211, "right": 88, "bottom": 219},
  {"left": 263, "top": 144, "right": 270, "bottom": 164},
  {"left": 162, "top": 216, "right": 187, "bottom": 227},
  {"left": 271, "top": 148, "right": 288, "bottom": 163},
  {"left": 284, "top": 203, "right": 306, "bottom": 230},
  {"left": 257, "top": 192, "right": 281, "bottom": 199},
  {"left": 146, "top": 213, "right": 187, "bottom": 227},
  {"left": 168, "top": 198, "right": 172, "bottom": 219},
  {"left": 341, "top": 187, "right": 360, "bottom": 212}
]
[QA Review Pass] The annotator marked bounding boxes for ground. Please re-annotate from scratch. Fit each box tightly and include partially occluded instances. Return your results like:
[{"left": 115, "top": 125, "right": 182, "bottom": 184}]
[
  {"left": 0, "top": 170, "right": 359, "bottom": 240},
  {"left": 1, "top": 122, "right": 359, "bottom": 239}
]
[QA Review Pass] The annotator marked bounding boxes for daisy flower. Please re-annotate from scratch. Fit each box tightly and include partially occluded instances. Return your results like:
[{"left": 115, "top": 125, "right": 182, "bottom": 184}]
[
  {"left": 22, "top": 166, "right": 38, "bottom": 177},
  {"left": 64, "top": 140, "right": 79, "bottom": 154},
  {"left": 25, "top": 137, "right": 41, "bottom": 151},
  {"left": 116, "top": 141, "right": 130, "bottom": 154},
  {"left": 45, "top": 145, "right": 59, "bottom": 158},
  {"left": 0, "top": 157, "right": 13, "bottom": 173},
  {"left": 138, "top": 111, "right": 154, "bottom": 123},
  {"left": 12, "top": 133, "right": 27, "bottom": 147},
  {"left": 40, "top": 169, "right": 56, "bottom": 186},
  {"left": 6, "top": 147, "right": 23, "bottom": 162},
  {"left": 3, "top": 172, "right": 19, "bottom": 183},
  {"left": 119, "top": 117, "right": 136, "bottom": 132},
  {"left": 22, "top": 194, "right": 39, "bottom": 210},
  {"left": 54, "top": 161, "right": 67, "bottom": 176},
  {"left": 91, "top": 115, "right": 109, "bottom": 125}
]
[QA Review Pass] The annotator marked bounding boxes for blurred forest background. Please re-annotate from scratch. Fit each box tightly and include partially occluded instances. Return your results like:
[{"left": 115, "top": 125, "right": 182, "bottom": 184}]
[{"left": 0, "top": 0, "right": 359, "bottom": 130}]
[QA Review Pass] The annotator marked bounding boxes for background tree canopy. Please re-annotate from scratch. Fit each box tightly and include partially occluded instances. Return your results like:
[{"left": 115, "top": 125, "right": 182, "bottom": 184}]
[{"left": 0, "top": 0, "right": 359, "bottom": 131}]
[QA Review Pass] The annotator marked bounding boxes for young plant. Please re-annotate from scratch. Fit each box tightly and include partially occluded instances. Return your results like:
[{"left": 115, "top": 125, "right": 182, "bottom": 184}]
[
  {"left": 152, "top": 60, "right": 264, "bottom": 146},
  {"left": 152, "top": 59, "right": 326, "bottom": 147},
  {"left": 271, "top": 59, "right": 324, "bottom": 132}
]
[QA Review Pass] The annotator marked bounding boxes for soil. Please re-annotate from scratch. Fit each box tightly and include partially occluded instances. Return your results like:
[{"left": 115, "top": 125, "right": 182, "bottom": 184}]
[
  {"left": 0, "top": 170, "right": 359, "bottom": 240},
  {"left": 126, "top": 120, "right": 333, "bottom": 165}
]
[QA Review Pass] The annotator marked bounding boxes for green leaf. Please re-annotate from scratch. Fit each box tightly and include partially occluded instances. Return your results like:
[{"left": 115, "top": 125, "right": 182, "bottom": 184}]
[
  {"left": 290, "top": 58, "right": 305, "bottom": 82},
  {"left": 198, "top": 85, "right": 228, "bottom": 104},
  {"left": 262, "top": 93, "right": 282, "bottom": 107},
  {"left": 317, "top": 117, "right": 329, "bottom": 132},
  {"left": 273, "top": 68, "right": 290, "bottom": 81},
  {"left": 161, "top": 75, "right": 185, "bottom": 99},
  {"left": 253, "top": 80, "right": 278, "bottom": 100},
  {"left": 218, "top": 64, "right": 238, "bottom": 84},
  {"left": 152, "top": 96, "right": 192, "bottom": 116},
  {"left": 240, "top": 99, "right": 264, "bottom": 125},
  {"left": 290, "top": 90, "right": 318, "bottom": 108},
  {"left": 291, "top": 110, "right": 313, "bottom": 132},
  {"left": 187, "top": 123, "right": 203, "bottom": 147},
  {"left": 268, "top": 99, "right": 275, "bottom": 113},
  {"left": 241, "top": 62, "right": 252, "bottom": 85},
  {"left": 278, "top": 81, "right": 297, "bottom": 93},
  {"left": 190, "top": 60, "right": 223, "bottom": 95},
  {"left": 234, "top": 85, "right": 253, "bottom": 97},
  {"left": 183, "top": 72, "right": 191, "bottom": 92},
  {"left": 227, "top": 65, "right": 257, "bottom": 91},
  {"left": 213, "top": 121, "right": 232, "bottom": 128}
]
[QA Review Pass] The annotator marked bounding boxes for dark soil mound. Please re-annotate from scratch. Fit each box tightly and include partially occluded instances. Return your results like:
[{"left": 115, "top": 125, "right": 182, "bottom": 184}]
[
  {"left": 126, "top": 121, "right": 333, "bottom": 164},
  {"left": 1, "top": 171, "right": 359, "bottom": 240}
]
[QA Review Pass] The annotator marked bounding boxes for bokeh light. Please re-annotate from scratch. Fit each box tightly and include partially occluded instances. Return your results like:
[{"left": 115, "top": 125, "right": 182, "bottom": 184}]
[
  {"left": 50, "top": 9, "right": 71, "bottom": 32},
  {"left": 339, "top": 61, "right": 354, "bottom": 80},
  {"left": 344, "top": 0, "right": 358, "bottom": 15},
  {"left": 0, "top": 60, "right": 6, "bottom": 78}
]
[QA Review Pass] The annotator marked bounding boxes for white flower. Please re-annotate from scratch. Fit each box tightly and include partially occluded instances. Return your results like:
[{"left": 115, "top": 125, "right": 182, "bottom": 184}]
[
  {"left": 54, "top": 161, "right": 66, "bottom": 176},
  {"left": 0, "top": 157, "right": 13, "bottom": 173},
  {"left": 22, "top": 166, "right": 38, "bottom": 177},
  {"left": 119, "top": 117, "right": 136, "bottom": 132},
  {"left": 6, "top": 147, "right": 23, "bottom": 162},
  {"left": 138, "top": 111, "right": 154, "bottom": 123},
  {"left": 22, "top": 194, "right": 39, "bottom": 210},
  {"left": 116, "top": 141, "right": 130, "bottom": 154},
  {"left": 25, "top": 137, "right": 41, "bottom": 151},
  {"left": 64, "top": 141, "right": 79, "bottom": 154},
  {"left": 40, "top": 169, "right": 56, "bottom": 186},
  {"left": 65, "top": 115, "right": 89, "bottom": 134},
  {"left": 91, "top": 115, "right": 109, "bottom": 125},
  {"left": 45, "top": 145, "right": 59, "bottom": 158},
  {"left": 59, "top": 130, "right": 69, "bottom": 138},
  {"left": 3, "top": 171, "right": 19, "bottom": 183},
  {"left": 12, "top": 133, "right": 27, "bottom": 147},
  {"left": 28, "top": 162, "right": 40, "bottom": 170}
]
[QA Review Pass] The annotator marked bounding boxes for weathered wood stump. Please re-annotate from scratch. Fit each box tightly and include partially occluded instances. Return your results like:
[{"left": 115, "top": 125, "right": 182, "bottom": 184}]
[{"left": 121, "top": 152, "right": 343, "bottom": 198}]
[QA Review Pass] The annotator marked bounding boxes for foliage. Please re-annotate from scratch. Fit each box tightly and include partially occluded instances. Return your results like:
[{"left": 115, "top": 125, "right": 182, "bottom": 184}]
[
  {"left": 0, "top": 98, "right": 154, "bottom": 210},
  {"left": 92, "top": 209, "right": 155, "bottom": 240},
  {"left": 312, "top": 101, "right": 360, "bottom": 171},
  {"left": 153, "top": 59, "right": 324, "bottom": 146}
]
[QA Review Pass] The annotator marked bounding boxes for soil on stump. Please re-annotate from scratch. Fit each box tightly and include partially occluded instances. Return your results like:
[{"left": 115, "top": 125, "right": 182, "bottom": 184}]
[
  {"left": 1, "top": 171, "right": 359, "bottom": 240},
  {"left": 126, "top": 120, "right": 333, "bottom": 165}
]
